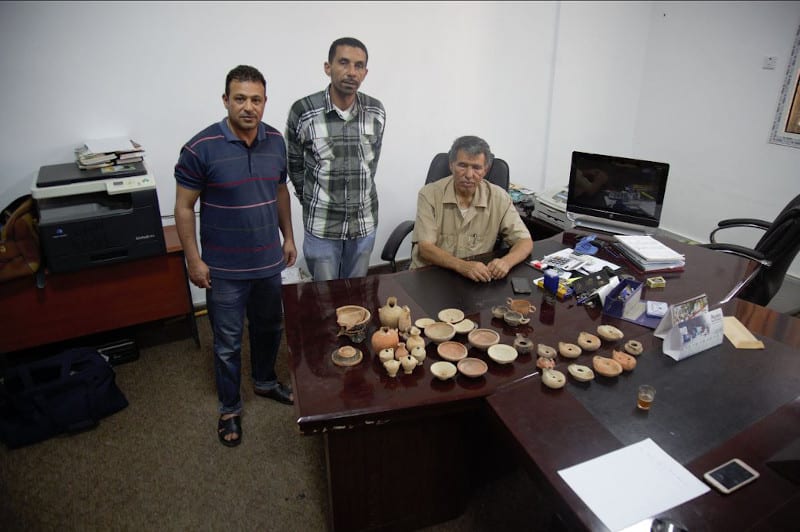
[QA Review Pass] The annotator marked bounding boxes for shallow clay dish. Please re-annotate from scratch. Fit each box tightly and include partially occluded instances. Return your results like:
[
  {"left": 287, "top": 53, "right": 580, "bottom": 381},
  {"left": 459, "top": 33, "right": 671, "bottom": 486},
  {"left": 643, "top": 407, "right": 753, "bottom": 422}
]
[
  {"left": 438, "top": 308, "right": 465, "bottom": 324},
  {"left": 457, "top": 357, "right": 488, "bottom": 378},
  {"left": 424, "top": 321, "right": 456, "bottom": 344},
  {"left": 452, "top": 318, "right": 476, "bottom": 334},
  {"left": 430, "top": 361, "right": 457, "bottom": 381},
  {"left": 437, "top": 341, "right": 468, "bottom": 362},
  {"left": 488, "top": 343, "right": 518, "bottom": 364},
  {"left": 468, "top": 328, "right": 501, "bottom": 351},
  {"left": 331, "top": 347, "right": 363, "bottom": 367},
  {"left": 415, "top": 317, "right": 436, "bottom": 329}
]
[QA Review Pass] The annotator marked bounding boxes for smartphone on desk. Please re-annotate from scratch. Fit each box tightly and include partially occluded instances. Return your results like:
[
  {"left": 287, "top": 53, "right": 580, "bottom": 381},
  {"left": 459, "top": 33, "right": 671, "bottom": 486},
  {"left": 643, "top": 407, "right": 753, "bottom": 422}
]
[
  {"left": 511, "top": 276, "right": 532, "bottom": 294},
  {"left": 703, "top": 458, "right": 759, "bottom": 494}
]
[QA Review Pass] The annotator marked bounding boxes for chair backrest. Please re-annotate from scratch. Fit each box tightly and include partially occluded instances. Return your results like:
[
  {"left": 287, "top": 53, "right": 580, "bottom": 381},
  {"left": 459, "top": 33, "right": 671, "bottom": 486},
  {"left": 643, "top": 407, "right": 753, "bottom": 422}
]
[
  {"left": 424, "top": 152, "right": 510, "bottom": 190},
  {"left": 743, "top": 194, "right": 800, "bottom": 305}
]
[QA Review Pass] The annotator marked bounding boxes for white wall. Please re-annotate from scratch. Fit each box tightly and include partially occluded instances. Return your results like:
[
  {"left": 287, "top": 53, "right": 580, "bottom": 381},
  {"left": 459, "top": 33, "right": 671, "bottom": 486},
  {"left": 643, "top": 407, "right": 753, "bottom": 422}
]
[{"left": 1, "top": 1, "right": 799, "bottom": 305}]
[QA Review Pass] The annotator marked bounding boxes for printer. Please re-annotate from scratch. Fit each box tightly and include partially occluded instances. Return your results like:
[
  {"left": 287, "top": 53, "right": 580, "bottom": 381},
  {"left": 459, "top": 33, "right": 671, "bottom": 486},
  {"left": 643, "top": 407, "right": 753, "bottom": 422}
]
[
  {"left": 32, "top": 161, "right": 165, "bottom": 273},
  {"left": 531, "top": 185, "right": 570, "bottom": 230}
]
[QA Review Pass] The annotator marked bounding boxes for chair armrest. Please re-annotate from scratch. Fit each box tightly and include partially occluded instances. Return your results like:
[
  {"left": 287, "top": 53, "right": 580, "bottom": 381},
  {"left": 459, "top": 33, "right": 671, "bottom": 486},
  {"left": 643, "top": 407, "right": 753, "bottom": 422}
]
[
  {"left": 698, "top": 242, "right": 771, "bottom": 266},
  {"left": 710, "top": 218, "right": 770, "bottom": 243},
  {"left": 380, "top": 220, "right": 416, "bottom": 271}
]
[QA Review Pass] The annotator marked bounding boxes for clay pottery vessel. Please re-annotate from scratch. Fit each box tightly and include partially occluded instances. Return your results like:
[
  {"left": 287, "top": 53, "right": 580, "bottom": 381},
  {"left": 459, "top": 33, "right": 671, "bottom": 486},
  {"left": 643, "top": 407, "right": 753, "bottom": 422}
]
[
  {"left": 384, "top": 359, "right": 400, "bottom": 378},
  {"left": 503, "top": 311, "right": 530, "bottom": 326},
  {"left": 457, "top": 357, "right": 488, "bottom": 378},
  {"left": 592, "top": 355, "right": 623, "bottom": 377},
  {"left": 513, "top": 334, "right": 534, "bottom": 355},
  {"left": 537, "top": 343, "right": 557, "bottom": 359},
  {"left": 406, "top": 326, "right": 425, "bottom": 351},
  {"left": 487, "top": 343, "right": 518, "bottom": 364},
  {"left": 536, "top": 356, "right": 556, "bottom": 370},
  {"left": 378, "top": 296, "right": 404, "bottom": 329},
  {"left": 612, "top": 349, "right": 637, "bottom": 371},
  {"left": 394, "top": 342, "right": 410, "bottom": 361},
  {"left": 506, "top": 297, "right": 535, "bottom": 317},
  {"left": 577, "top": 331, "right": 601, "bottom": 351},
  {"left": 542, "top": 368, "right": 566, "bottom": 389},
  {"left": 410, "top": 345, "right": 426, "bottom": 365},
  {"left": 425, "top": 322, "right": 456, "bottom": 344},
  {"left": 624, "top": 339, "right": 644, "bottom": 356},
  {"left": 378, "top": 347, "right": 395, "bottom": 364},
  {"left": 558, "top": 342, "right": 582, "bottom": 359},
  {"left": 468, "top": 328, "right": 501, "bottom": 351},
  {"left": 401, "top": 354, "right": 417, "bottom": 374},
  {"left": 371, "top": 326, "right": 399, "bottom": 353},
  {"left": 437, "top": 341, "right": 468, "bottom": 362},
  {"left": 597, "top": 324, "right": 624, "bottom": 342},
  {"left": 491, "top": 305, "right": 509, "bottom": 319},
  {"left": 398, "top": 305, "right": 413, "bottom": 334},
  {"left": 430, "top": 361, "right": 457, "bottom": 381},
  {"left": 567, "top": 363, "right": 595, "bottom": 382}
]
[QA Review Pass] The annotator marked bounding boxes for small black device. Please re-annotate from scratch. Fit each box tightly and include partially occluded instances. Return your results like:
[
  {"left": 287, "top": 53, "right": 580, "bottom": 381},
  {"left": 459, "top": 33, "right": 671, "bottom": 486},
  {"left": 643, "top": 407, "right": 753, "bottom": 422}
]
[
  {"left": 703, "top": 458, "right": 759, "bottom": 494},
  {"left": 511, "top": 277, "right": 532, "bottom": 294}
]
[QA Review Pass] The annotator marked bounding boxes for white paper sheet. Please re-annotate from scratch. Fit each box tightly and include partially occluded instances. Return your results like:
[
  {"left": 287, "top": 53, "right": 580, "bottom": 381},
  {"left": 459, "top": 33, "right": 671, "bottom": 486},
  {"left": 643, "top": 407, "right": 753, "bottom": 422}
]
[{"left": 558, "top": 438, "right": 710, "bottom": 531}]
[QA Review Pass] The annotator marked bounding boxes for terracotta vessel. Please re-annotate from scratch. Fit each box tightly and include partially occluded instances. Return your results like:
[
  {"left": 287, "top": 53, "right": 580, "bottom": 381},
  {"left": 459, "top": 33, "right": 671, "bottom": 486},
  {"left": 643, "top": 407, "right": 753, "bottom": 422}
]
[
  {"left": 378, "top": 296, "right": 403, "bottom": 329},
  {"left": 506, "top": 297, "right": 535, "bottom": 317},
  {"left": 384, "top": 359, "right": 400, "bottom": 377},
  {"left": 397, "top": 305, "right": 412, "bottom": 334},
  {"left": 513, "top": 334, "right": 534, "bottom": 355},
  {"left": 371, "top": 326, "right": 399, "bottom": 353},
  {"left": 394, "top": 342, "right": 409, "bottom": 361},
  {"left": 406, "top": 327, "right": 425, "bottom": 351},
  {"left": 401, "top": 355, "right": 417, "bottom": 374}
]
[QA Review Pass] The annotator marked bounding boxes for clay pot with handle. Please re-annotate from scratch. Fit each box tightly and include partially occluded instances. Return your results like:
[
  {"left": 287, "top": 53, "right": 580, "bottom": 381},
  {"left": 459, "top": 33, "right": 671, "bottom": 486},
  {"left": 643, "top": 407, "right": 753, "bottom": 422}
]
[{"left": 378, "top": 296, "right": 403, "bottom": 329}]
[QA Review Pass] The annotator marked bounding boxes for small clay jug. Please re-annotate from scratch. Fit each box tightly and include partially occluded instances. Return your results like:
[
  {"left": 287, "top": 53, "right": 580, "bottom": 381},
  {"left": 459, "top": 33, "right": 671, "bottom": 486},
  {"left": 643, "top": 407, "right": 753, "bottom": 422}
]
[
  {"left": 401, "top": 355, "right": 417, "bottom": 375},
  {"left": 394, "top": 342, "right": 409, "bottom": 361},
  {"left": 378, "top": 347, "right": 395, "bottom": 363},
  {"left": 398, "top": 305, "right": 412, "bottom": 334},
  {"left": 406, "top": 326, "right": 425, "bottom": 351},
  {"left": 410, "top": 345, "right": 426, "bottom": 366},
  {"left": 506, "top": 297, "right": 535, "bottom": 317},
  {"left": 378, "top": 296, "right": 403, "bottom": 329},
  {"left": 371, "top": 326, "right": 399, "bottom": 353},
  {"left": 513, "top": 333, "right": 534, "bottom": 355},
  {"left": 384, "top": 359, "right": 400, "bottom": 378}
]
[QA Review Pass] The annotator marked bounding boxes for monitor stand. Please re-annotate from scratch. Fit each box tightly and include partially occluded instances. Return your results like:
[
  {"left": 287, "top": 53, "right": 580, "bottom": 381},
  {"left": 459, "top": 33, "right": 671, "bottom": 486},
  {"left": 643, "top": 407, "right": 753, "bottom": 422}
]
[
  {"left": 568, "top": 214, "right": 656, "bottom": 237},
  {"left": 766, "top": 437, "right": 800, "bottom": 485}
]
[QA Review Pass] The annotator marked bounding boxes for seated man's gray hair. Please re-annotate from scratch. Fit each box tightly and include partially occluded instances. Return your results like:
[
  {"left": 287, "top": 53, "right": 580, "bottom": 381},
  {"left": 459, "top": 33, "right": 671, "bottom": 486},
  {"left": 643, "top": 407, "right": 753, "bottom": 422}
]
[{"left": 448, "top": 136, "right": 494, "bottom": 168}]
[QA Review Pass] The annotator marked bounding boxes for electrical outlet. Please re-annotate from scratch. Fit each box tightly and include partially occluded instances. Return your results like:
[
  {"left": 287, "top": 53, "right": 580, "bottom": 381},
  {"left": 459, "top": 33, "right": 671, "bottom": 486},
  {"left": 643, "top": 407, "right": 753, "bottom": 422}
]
[{"left": 763, "top": 56, "right": 778, "bottom": 70}]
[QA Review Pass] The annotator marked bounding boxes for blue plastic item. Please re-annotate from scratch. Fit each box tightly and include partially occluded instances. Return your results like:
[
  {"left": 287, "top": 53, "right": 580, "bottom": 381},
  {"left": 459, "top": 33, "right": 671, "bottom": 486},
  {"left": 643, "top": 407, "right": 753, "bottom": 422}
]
[{"left": 575, "top": 234, "right": 599, "bottom": 255}]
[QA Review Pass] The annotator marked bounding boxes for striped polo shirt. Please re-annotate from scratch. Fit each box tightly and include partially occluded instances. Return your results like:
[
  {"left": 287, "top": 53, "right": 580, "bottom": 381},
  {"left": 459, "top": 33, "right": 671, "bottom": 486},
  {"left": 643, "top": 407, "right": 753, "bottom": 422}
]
[{"left": 174, "top": 118, "right": 287, "bottom": 280}]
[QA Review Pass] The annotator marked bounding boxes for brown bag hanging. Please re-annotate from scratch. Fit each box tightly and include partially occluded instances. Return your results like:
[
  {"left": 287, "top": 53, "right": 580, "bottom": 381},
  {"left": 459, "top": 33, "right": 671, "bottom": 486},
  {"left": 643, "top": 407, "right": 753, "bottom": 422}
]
[{"left": 0, "top": 195, "right": 41, "bottom": 283}]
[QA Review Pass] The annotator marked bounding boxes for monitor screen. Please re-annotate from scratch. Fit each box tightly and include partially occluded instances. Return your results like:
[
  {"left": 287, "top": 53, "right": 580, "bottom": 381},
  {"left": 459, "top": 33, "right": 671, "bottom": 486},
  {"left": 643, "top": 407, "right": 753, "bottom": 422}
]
[{"left": 566, "top": 151, "right": 670, "bottom": 233}]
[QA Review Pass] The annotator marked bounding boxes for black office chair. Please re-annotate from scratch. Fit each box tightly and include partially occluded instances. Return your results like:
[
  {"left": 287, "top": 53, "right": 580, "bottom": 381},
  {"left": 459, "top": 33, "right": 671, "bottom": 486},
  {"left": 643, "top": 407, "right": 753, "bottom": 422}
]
[
  {"left": 380, "top": 152, "right": 510, "bottom": 272},
  {"left": 698, "top": 193, "right": 800, "bottom": 307}
]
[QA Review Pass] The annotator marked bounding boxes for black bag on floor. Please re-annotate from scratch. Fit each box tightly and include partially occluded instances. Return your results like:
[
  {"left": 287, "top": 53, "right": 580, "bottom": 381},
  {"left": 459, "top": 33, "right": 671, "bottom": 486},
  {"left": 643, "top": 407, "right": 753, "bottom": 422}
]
[{"left": 0, "top": 347, "right": 129, "bottom": 448}]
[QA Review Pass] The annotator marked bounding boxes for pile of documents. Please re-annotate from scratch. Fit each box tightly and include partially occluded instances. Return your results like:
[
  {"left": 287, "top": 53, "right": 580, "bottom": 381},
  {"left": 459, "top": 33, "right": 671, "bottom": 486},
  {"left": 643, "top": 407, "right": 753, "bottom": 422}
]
[
  {"left": 75, "top": 137, "right": 145, "bottom": 170},
  {"left": 612, "top": 235, "right": 685, "bottom": 273}
]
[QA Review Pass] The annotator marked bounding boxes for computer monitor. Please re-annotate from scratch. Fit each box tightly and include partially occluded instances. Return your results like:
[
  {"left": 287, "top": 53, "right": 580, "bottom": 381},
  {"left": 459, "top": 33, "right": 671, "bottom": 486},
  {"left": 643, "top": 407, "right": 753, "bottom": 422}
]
[{"left": 566, "top": 151, "right": 670, "bottom": 235}]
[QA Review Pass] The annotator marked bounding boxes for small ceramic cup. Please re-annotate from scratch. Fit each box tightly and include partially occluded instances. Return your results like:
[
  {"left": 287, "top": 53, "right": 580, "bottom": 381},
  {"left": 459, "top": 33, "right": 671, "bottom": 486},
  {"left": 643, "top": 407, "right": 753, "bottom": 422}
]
[{"left": 503, "top": 311, "right": 530, "bottom": 326}]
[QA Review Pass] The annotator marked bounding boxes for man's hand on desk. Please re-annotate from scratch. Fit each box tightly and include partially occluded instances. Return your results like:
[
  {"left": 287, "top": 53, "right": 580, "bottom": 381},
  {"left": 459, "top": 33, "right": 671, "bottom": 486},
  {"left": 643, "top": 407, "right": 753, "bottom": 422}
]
[
  {"left": 459, "top": 260, "right": 494, "bottom": 283},
  {"left": 487, "top": 257, "right": 512, "bottom": 280}
]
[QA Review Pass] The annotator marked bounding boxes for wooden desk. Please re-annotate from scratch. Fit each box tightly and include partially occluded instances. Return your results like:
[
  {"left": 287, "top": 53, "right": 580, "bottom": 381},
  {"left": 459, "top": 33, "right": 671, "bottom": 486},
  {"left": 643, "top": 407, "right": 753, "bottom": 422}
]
[
  {"left": 0, "top": 225, "right": 196, "bottom": 354},
  {"left": 282, "top": 232, "right": 774, "bottom": 531}
]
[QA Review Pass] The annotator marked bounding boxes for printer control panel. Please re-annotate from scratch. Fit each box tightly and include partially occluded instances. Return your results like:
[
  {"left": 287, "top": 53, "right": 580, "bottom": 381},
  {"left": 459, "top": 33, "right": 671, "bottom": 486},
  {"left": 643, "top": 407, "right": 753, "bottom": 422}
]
[{"left": 106, "top": 175, "right": 156, "bottom": 195}]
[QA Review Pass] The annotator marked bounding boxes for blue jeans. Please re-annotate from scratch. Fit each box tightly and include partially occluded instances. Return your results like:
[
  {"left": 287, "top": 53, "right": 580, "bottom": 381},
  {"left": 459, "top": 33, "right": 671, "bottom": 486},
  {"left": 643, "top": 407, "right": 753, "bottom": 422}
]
[
  {"left": 206, "top": 274, "right": 283, "bottom": 415},
  {"left": 303, "top": 230, "right": 376, "bottom": 281}
]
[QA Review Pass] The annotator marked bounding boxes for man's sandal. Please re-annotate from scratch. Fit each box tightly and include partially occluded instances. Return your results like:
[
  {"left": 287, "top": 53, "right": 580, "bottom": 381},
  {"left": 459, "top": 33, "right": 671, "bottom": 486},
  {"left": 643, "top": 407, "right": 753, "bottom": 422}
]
[{"left": 217, "top": 415, "right": 242, "bottom": 447}]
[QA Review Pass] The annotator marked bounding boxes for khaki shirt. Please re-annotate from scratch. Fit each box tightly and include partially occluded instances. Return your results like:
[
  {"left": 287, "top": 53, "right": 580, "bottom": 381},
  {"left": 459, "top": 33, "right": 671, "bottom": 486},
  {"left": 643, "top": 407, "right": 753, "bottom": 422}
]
[{"left": 410, "top": 176, "right": 531, "bottom": 269}]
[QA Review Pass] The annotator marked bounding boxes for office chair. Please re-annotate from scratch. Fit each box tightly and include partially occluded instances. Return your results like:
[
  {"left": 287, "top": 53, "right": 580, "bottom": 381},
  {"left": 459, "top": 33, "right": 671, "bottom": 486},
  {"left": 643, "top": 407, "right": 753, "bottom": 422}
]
[
  {"left": 698, "top": 193, "right": 800, "bottom": 307},
  {"left": 380, "top": 152, "right": 510, "bottom": 272}
]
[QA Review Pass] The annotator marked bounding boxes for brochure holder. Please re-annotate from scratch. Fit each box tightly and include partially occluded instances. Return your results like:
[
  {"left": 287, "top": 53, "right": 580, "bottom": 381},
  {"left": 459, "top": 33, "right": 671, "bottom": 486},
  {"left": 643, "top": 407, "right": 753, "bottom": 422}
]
[
  {"left": 654, "top": 294, "right": 724, "bottom": 361},
  {"left": 601, "top": 279, "right": 662, "bottom": 329}
]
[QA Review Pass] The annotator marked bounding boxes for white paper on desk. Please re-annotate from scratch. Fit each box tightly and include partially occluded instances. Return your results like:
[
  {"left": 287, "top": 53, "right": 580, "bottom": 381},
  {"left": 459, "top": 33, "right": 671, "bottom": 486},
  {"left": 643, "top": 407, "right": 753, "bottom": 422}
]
[{"left": 558, "top": 438, "right": 709, "bottom": 532}]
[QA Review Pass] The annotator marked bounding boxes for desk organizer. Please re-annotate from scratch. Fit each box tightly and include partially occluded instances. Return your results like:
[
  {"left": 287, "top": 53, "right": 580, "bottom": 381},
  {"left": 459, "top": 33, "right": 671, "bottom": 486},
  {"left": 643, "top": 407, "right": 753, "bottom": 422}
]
[{"left": 602, "top": 279, "right": 661, "bottom": 329}]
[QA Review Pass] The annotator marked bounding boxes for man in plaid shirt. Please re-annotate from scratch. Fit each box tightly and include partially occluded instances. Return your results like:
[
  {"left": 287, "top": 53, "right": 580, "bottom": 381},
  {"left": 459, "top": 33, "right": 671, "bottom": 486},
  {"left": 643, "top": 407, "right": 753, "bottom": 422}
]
[{"left": 286, "top": 37, "right": 386, "bottom": 280}]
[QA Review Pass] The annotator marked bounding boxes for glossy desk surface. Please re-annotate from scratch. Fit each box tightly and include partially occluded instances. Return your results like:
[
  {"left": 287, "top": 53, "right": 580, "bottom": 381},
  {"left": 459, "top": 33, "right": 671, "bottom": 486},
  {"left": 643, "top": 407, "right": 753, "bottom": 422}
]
[{"left": 282, "top": 232, "right": 767, "bottom": 435}]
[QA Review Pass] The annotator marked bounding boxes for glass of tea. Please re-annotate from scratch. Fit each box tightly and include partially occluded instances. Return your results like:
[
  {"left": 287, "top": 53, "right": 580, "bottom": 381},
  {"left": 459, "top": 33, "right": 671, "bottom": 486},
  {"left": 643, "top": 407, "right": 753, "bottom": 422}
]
[{"left": 637, "top": 384, "right": 656, "bottom": 410}]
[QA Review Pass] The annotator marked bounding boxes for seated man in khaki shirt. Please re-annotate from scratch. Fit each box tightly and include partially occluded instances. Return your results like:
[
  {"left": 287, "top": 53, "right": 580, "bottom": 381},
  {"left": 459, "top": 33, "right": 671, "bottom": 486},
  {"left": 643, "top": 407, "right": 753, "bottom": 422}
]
[{"left": 410, "top": 135, "right": 533, "bottom": 282}]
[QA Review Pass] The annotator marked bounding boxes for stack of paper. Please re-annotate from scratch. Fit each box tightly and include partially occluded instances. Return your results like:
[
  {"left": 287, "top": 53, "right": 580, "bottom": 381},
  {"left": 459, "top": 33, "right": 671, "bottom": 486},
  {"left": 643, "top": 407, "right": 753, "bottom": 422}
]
[
  {"left": 75, "top": 137, "right": 146, "bottom": 170},
  {"left": 613, "top": 235, "right": 685, "bottom": 273}
]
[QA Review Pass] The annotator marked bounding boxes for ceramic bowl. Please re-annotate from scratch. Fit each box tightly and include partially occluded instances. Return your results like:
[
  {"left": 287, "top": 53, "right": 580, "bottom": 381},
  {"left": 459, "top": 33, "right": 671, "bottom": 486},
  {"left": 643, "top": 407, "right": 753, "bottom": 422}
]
[
  {"left": 468, "top": 328, "right": 501, "bottom": 351},
  {"left": 457, "top": 357, "right": 488, "bottom": 378},
  {"left": 452, "top": 318, "right": 476, "bottom": 334},
  {"left": 438, "top": 308, "right": 465, "bottom": 324},
  {"left": 424, "top": 321, "right": 456, "bottom": 344},
  {"left": 335, "top": 305, "right": 371, "bottom": 329},
  {"left": 414, "top": 317, "right": 436, "bottom": 329},
  {"left": 437, "top": 341, "right": 468, "bottom": 362},
  {"left": 487, "top": 343, "right": 518, "bottom": 364},
  {"left": 430, "top": 361, "right": 457, "bottom": 381}
]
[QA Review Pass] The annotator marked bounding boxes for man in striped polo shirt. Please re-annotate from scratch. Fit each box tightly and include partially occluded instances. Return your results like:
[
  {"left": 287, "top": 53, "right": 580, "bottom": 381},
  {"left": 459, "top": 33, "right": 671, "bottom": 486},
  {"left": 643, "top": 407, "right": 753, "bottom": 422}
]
[
  {"left": 174, "top": 65, "right": 297, "bottom": 447},
  {"left": 286, "top": 37, "right": 386, "bottom": 281}
]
